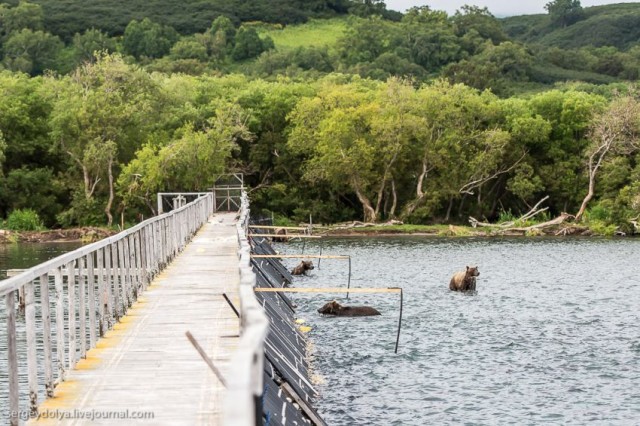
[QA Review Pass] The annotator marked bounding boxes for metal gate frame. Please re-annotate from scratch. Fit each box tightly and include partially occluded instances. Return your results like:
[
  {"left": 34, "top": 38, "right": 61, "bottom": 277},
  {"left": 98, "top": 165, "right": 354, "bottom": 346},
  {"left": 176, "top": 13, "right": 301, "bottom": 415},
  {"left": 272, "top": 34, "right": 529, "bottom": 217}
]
[{"left": 213, "top": 173, "right": 244, "bottom": 212}]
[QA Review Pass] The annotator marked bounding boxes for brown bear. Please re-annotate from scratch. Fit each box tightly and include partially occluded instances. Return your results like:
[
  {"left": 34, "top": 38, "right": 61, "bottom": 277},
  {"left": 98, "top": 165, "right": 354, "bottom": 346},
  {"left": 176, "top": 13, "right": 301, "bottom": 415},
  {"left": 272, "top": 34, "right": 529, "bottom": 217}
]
[
  {"left": 291, "top": 260, "right": 314, "bottom": 275},
  {"left": 271, "top": 228, "right": 289, "bottom": 242},
  {"left": 449, "top": 266, "right": 480, "bottom": 292},
  {"left": 317, "top": 300, "right": 381, "bottom": 317}
]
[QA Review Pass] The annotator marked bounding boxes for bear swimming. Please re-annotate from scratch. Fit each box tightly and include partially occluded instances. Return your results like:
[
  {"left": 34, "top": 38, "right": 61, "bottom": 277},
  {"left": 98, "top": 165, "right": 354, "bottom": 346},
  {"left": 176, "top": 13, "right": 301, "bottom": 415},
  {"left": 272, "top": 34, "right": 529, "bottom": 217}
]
[
  {"left": 449, "top": 266, "right": 480, "bottom": 292},
  {"left": 291, "top": 260, "right": 314, "bottom": 275},
  {"left": 317, "top": 300, "right": 381, "bottom": 317}
]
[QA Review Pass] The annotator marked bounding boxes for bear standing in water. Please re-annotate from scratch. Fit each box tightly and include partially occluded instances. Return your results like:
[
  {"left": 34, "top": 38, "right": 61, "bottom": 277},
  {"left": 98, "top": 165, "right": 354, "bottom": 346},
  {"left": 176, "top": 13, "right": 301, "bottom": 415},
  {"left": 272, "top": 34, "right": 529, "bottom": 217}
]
[
  {"left": 291, "top": 260, "right": 314, "bottom": 275},
  {"left": 449, "top": 266, "right": 480, "bottom": 292}
]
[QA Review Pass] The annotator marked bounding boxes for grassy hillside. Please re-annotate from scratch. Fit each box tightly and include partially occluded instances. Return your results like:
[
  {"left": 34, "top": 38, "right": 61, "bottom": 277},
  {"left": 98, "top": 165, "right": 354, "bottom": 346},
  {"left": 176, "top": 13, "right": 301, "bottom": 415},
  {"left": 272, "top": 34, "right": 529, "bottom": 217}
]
[
  {"left": 503, "top": 3, "right": 640, "bottom": 50},
  {"left": 3, "top": 0, "right": 350, "bottom": 40},
  {"left": 254, "top": 18, "right": 348, "bottom": 50}
]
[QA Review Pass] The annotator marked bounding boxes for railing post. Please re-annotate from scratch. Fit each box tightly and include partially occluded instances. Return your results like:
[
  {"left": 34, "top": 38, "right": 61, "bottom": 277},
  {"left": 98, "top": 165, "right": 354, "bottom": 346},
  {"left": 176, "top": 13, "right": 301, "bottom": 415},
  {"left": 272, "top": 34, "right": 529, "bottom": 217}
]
[
  {"left": 39, "top": 273, "right": 54, "bottom": 397},
  {"left": 97, "top": 248, "right": 106, "bottom": 337},
  {"left": 25, "top": 280, "right": 39, "bottom": 416},
  {"left": 78, "top": 257, "right": 87, "bottom": 359},
  {"left": 67, "top": 260, "right": 77, "bottom": 369},
  {"left": 104, "top": 245, "right": 114, "bottom": 327},
  {"left": 54, "top": 268, "right": 66, "bottom": 381},
  {"left": 118, "top": 239, "right": 128, "bottom": 310},
  {"left": 87, "top": 253, "right": 97, "bottom": 349},
  {"left": 6, "top": 291, "right": 19, "bottom": 426}
]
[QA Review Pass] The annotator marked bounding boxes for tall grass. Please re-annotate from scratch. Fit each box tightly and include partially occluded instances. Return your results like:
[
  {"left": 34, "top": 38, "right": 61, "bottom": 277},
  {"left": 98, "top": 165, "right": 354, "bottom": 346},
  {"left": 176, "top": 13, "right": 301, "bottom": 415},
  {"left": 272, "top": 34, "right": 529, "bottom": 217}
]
[{"left": 255, "top": 18, "right": 348, "bottom": 50}]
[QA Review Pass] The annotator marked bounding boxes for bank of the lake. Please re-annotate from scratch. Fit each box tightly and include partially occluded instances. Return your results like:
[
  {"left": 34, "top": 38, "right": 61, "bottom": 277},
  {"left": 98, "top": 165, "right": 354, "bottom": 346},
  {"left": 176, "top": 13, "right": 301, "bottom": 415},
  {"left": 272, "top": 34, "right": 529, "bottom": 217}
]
[
  {"left": 0, "top": 227, "right": 116, "bottom": 244},
  {"left": 316, "top": 222, "right": 633, "bottom": 238}
]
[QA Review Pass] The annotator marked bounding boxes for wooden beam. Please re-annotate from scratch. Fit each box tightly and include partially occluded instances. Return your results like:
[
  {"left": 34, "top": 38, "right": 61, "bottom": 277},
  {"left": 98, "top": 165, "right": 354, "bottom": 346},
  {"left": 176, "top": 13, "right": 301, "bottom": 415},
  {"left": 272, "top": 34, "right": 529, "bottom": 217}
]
[
  {"left": 254, "top": 287, "right": 400, "bottom": 294},
  {"left": 248, "top": 233, "right": 321, "bottom": 239},
  {"left": 251, "top": 255, "right": 349, "bottom": 259},
  {"left": 249, "top": 225, "right": 309, "bottom": 231},
  {"left": 282, "top": 382, "right": 326, "bottom": 426}
]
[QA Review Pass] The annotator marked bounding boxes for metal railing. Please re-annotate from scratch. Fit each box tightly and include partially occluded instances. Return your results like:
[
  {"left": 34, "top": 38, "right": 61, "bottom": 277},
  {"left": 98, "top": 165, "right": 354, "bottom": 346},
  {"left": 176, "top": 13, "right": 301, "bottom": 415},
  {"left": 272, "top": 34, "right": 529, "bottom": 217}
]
[
  {"left": 0, "top": 194, "right": 214, "bottom": 425},
  {"left": 224, "top": 191, "right": 269, "bottom": 426}
]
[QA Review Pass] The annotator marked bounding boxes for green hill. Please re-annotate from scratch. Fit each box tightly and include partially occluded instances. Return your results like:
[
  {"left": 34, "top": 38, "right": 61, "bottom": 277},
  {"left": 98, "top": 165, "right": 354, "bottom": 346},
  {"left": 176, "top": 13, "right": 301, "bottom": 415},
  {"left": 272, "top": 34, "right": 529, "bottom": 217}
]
[
  {"left": 503, "top": 3, "right": 640, "bottom": 50},
  {"left": 2, "top": 0, "right": 351, "bottom": 40}
]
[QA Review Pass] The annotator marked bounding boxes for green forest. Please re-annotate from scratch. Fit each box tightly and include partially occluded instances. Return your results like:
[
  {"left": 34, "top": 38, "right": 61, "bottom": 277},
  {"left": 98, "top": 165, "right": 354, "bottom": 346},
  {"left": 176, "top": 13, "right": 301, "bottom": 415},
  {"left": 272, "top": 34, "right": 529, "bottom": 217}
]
[{"left": 0, "top": 0, "right": 639, "bottom": 235}]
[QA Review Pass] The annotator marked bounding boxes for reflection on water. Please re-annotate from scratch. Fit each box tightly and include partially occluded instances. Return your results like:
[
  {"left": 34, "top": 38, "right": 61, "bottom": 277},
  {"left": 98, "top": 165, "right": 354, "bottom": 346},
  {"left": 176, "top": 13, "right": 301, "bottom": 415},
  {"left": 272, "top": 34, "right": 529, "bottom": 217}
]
[
  {"left": 278, "top": 237, "right": 640, "bottom": 425},
  {"left": 0, "top": 242, "right": 83, "bottom": 279}
]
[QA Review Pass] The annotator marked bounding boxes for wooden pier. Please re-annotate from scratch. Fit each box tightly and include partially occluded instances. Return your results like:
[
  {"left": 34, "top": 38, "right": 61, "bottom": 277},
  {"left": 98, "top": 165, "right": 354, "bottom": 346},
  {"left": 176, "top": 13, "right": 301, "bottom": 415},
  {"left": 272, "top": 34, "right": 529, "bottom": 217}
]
[{"left": 28, "top": 213, "right": 240, "bottom": 425}]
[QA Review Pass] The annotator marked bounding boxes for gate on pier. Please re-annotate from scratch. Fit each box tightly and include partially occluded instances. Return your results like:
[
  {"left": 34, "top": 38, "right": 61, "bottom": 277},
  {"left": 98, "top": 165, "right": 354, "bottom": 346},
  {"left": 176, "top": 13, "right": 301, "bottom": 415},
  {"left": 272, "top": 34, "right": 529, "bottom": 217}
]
[{"left": 213, "top": 173, "right": 244, "bottom": 212}]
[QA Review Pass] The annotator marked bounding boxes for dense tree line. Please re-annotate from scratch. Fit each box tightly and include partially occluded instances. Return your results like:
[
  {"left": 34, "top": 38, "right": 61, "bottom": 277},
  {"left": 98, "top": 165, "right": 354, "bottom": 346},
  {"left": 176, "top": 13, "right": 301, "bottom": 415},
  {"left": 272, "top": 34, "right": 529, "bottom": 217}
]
[
  {"left": 0, "top": 53, "right": 639, "bottom": 234},
  {"left": 1, "top": 1, "right": 639, "bottom": 234}
]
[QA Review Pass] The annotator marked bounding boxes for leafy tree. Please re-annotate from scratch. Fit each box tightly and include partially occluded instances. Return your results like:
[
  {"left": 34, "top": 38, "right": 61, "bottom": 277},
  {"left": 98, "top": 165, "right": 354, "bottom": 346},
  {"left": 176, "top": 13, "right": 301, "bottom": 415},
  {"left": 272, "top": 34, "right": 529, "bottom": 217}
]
[
  {"left": 575, "top": 91, "right": 640, "bottom": 220},
  {"left": 0, "top": 130, "right": 5, "bottom": 173},
  {"left": 210, "top": 16, "right": 236, "bottom": 47},
  {"left": 118, "top": 103, "right": 251, "bottom": 214},
  {"left": 337, "top": 16, "right": 395, "bottom": 66},
  {"left": 2, "top": 29, "right": 64, "bottom": 75},
  {"left": 0, "top": 167, "right": 66, "bottom": 227},
  {"left": 443, "top": 42, "right": 533, "bottom": 96},
  {"left": 122, "top": 18, "right": 178, "bottom": 59},
  {"left": 392, "top": 7, "right": 460, "bottom": 73},
  {"left": 48, "top": 53, "right": 159, "bottom": 225},
  {"left": 545, "top": 0, "right": 584, "bottom": 28},
  {"left": 0, "top": 1, "right": 44, "bottom": 40},
  {"left": 349, "top": 0, "right": 387, "bottom": 18},
  {"left": 169, "top": 38, "right": 208, "bottom": 61},
  {"left": 231, "top": 26, "right": 273, "bottom": 61},
  {"left": 72, "top": 28, "right": 117, "bottom": 64},
  {"left": 452, "top": 5, "right": 507, "bottom": 46}
]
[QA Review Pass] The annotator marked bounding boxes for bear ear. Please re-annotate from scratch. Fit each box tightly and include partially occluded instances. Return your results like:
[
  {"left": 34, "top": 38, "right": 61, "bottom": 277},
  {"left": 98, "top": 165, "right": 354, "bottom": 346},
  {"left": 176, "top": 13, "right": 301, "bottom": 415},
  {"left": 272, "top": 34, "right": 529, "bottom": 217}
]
[{"left": 466, "top": 266, "right": 469, "bottom": 271}]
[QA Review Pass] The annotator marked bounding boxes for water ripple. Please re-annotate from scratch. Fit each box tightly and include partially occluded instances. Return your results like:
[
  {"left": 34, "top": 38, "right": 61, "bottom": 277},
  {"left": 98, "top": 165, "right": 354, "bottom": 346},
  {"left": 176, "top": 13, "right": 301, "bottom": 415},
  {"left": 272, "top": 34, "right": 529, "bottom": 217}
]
[{"left": 281, "top": 237, "right": 640, "bottom": 425}]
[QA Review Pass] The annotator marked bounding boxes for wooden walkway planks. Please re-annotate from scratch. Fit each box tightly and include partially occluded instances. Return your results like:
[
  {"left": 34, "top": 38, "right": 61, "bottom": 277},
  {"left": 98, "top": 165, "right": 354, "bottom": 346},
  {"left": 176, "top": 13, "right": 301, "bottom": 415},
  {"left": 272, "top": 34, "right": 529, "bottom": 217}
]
[{"left": 29, "top": 213, "right": 240, "bottom": 425}]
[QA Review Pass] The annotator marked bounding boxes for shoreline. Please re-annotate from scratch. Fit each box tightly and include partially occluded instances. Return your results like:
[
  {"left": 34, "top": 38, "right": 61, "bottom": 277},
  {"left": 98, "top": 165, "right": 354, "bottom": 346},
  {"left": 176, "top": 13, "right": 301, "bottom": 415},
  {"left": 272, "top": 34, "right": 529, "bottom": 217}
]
[
  {"left": 312, "top": 222, "right": 635, "bottom": 238},
  {"left": 2, "top": 222, "right": 636, "bottom": 244},
  {"left": 0, "top": 227, "right": 117, "bottom": 244}
]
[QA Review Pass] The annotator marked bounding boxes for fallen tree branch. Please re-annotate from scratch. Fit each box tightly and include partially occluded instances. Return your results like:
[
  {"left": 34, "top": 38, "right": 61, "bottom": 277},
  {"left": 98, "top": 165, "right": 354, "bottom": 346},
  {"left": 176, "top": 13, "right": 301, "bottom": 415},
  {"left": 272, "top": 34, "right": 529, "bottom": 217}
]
[{"left": 469, "top": 196, "right": 549, "bottom": 228}]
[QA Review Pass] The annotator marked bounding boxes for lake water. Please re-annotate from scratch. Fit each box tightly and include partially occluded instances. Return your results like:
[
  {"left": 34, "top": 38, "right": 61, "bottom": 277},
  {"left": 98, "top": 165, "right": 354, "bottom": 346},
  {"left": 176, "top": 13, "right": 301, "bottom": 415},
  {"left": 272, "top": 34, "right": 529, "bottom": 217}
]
[
  {"left": 278, "top": 237, "right": 640, "bottom": 425},
  {"left": 0, "top": 242, "right": 82, "bottom": 415},
  {"left": 0, "top": 242, "right": 83, "bottom": 279}
]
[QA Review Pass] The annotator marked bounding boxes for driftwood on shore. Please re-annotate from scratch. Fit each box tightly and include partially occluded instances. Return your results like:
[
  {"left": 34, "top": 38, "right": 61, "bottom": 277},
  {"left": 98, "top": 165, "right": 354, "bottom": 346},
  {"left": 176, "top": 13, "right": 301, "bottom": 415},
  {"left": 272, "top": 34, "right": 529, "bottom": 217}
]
[
  {"left": 468, "top": 195, "right": 592, "bottom": 235},
  {"left": 331, "top": 219, "right": 404, "bottom": 229}
]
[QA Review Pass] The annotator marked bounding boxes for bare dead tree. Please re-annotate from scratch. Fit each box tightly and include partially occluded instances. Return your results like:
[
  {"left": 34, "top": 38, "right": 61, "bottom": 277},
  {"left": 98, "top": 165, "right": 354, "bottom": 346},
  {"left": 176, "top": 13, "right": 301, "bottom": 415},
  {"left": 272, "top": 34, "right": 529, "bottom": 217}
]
[{"left": 459, "top": 151, "right": 526, "bottom": 196}]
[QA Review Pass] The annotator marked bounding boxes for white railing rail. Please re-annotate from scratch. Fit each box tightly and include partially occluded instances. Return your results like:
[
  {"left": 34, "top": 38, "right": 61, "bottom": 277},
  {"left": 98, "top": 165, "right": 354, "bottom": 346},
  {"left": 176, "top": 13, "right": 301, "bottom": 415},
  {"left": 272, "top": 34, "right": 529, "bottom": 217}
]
[
  {"left": 224, "top": 191, "right": 269, "bottom": 426},
  {"left": 0, "top": 194, "right": 214, "bottom": 425}
]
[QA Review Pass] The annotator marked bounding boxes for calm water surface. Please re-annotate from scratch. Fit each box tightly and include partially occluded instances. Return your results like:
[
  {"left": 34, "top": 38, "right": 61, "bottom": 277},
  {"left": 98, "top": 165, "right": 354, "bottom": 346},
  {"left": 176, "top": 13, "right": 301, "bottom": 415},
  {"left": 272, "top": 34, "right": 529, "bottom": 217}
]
[
  {"left": 279, "top": 237, "right": 640, "bottom": 425},
  {"left": 0, "top": 242, "right": 82, "bottom": 415},
  {"left": 0, "top": 242, "right": 82, "bottom": 279}
]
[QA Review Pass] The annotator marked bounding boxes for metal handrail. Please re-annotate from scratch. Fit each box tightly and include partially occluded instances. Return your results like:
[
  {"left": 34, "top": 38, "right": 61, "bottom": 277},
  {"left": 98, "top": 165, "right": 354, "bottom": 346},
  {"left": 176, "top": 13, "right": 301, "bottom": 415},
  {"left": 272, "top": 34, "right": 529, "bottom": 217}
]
[
  {"left": 224, "top": 192, "right": 269, "bottom": 426},
  {"left": 0, "top": 193, "right": 214, "bottom": 425}
]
